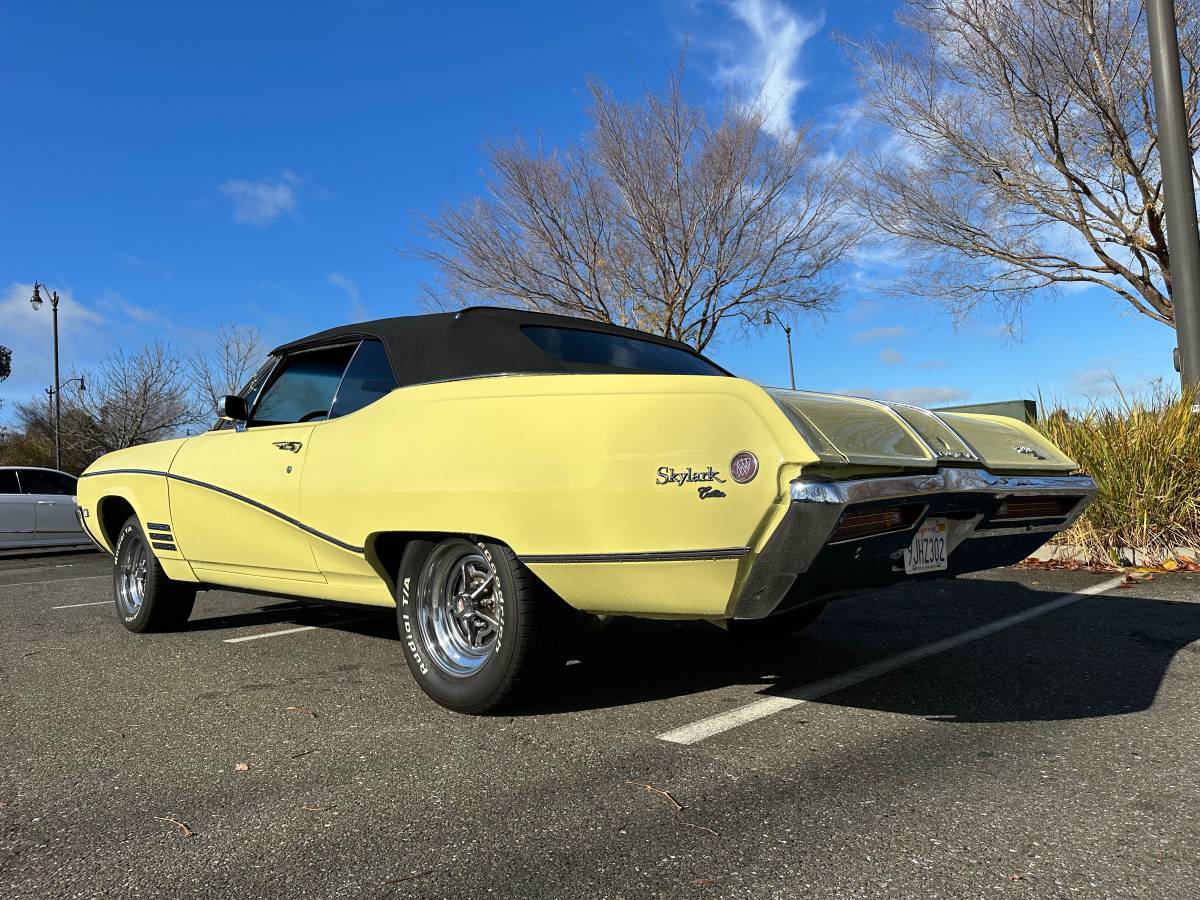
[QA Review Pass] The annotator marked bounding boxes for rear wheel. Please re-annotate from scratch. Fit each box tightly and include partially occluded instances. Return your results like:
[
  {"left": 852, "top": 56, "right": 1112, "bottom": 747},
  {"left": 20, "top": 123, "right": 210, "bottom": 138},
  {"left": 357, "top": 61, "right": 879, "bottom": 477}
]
[
  {"left": 112, "top": 515, "right": 196, "bottom": 633},
  {"left": 397, "top": 537, "right": 566, "bottom": 714}
]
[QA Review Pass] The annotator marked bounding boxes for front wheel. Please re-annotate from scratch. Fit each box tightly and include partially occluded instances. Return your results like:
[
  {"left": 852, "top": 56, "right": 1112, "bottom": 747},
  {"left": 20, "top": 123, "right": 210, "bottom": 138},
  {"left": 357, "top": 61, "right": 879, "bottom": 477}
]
[
  {"left": 396, "top": 537, "right": 566, "bottom": 714},
  {"left": 113, "top": 515, "right": 196, "bottom": 633}
]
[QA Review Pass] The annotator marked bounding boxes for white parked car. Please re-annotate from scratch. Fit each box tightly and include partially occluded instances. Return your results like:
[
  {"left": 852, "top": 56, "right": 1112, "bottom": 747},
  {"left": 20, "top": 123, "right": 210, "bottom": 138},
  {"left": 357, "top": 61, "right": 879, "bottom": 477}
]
[{"left": 0, "top": 466, "right": 91, "bottom": 550}]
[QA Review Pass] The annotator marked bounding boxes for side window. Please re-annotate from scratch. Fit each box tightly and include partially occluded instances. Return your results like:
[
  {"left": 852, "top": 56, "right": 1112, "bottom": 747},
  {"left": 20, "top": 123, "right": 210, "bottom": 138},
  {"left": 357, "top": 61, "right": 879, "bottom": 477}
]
[
  {"left": 19, "top": 470, "right": 77, "bottom": 495},
  {"left": 329, "top": 340, "right": 398, "bottom": 419},
  {"left": 249, "top": 344, "right": 357, "bottom": 427},
  {"left": 0, "top": 470, "right": 20, "bottom": 494}
]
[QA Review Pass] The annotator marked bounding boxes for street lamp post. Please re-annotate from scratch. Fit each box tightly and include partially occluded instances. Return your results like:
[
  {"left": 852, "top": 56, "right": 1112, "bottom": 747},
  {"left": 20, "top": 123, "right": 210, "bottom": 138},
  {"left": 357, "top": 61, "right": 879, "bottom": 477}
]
[
  {"left": 1147, "top": 0, "right": 1200, "bottom": 394},
  {"left": 29, "top": 282, "right": 63, "bottom": 469},
  {"left": 47, "top": 376, "right": 87, "bottom": 443},
  {"left": 763, "top": 311, "right": 797, "bottom": 390}
]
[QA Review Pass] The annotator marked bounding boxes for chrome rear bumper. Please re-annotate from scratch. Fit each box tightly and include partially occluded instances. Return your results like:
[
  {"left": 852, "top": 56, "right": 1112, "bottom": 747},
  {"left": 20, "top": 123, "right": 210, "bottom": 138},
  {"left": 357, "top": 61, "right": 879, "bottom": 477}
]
[{"left": 732, "top": 468, "right": 1097, "bottom": 619}]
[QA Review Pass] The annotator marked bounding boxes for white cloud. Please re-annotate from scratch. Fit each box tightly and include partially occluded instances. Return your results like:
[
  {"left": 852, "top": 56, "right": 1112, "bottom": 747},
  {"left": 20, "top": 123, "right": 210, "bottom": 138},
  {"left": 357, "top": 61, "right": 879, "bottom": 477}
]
[
  {"left": 1070, "top": 367, "right": 1124, "bottom": 398},
  {"left": 845, "top": 299, "right": 883, "bottom": 323},
  {"left": 328, "top": 272, "right": 368, "bottom": 321},
  {"left": 879, "top": 346, "right": 947, "bottom": 369},
  {"left": 0, "top": 282, "right": 105, "bottom": 407},
  {"left": 96, "top": 290, "right": 165, "bottom": 325},
  {"left": 852, "top": 325, "right": 911, "bottom": 343},
  {"left": 220, "top": 171, "right": 301, "bottom": 226},
  {"left": 718, "top": 0, "right": 824, "bottom": 135}
]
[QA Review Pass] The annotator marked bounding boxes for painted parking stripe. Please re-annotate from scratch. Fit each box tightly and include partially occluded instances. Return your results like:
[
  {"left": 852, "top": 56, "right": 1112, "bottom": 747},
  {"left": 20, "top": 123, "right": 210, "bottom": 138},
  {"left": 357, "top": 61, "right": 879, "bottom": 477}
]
[
  {"left": 658, "top": 574, "right": 1129, "bottom": 746},
  {"left": 0, "top": 563, "right": 77, "bottom": 577},
  {"left": 53, "top": 600, "right": 112, "bottom": 609},
  {"left": 0, "top": 574, "right": 109, "bottom": 590},
  {"left": 224, "top": 613, "right": 387, "bottom": 643}
]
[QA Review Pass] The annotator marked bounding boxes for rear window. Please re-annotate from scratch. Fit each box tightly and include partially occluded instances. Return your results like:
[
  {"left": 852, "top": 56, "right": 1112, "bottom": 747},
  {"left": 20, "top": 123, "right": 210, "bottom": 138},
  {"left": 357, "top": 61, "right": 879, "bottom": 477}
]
[
  {"left": 0, "top": 470, "right": 19, "bottom": 494},
  {"left": 19, "top": 470, "right": 77, "bottom": 495},
  {"left": 521, "top": 326, "right": 725, "bottom": 376}
]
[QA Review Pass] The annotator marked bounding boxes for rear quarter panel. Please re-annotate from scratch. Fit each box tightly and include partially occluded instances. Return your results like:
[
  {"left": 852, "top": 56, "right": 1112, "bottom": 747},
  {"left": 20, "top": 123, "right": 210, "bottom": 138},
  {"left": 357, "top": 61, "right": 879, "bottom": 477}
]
[{"left": 300, "top": 374, "right": 816, "bottom": 616}]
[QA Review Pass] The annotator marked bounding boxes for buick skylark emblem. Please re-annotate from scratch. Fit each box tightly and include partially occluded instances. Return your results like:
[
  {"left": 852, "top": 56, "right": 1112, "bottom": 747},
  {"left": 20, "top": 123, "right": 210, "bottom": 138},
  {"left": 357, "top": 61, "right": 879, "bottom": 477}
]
[
  {"left": 729, "top": 451, "right": 759, "bottom": 484},
  {"left": 1014, "top": 444, "right": 1047, "bottom": 460}
]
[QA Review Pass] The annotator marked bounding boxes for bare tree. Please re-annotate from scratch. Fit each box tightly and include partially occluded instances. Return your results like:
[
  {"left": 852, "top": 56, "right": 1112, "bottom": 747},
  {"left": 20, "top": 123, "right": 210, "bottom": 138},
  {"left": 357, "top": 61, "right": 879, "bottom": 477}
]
[
  {"left": 417, "top": 68, "right": 861, "bottom": 350},
  {"left": 63, "top": 341, "right": 196, "bottom": 457},
  {"left": 853, "top": 0, "right": 1200, "bottom": 330},
  {"left": 187, "top": 323, "right": 264, "bottom": 419},
  {"left": 4, "top": 400, "right": 94, "bottom": 472}
]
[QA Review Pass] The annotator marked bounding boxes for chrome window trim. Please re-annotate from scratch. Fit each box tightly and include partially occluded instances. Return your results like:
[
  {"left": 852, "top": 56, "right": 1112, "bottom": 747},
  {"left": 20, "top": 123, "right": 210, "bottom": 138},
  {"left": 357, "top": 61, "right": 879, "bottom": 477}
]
[{"left": 325, "top": 339, "right": 365, "bottom": 420}]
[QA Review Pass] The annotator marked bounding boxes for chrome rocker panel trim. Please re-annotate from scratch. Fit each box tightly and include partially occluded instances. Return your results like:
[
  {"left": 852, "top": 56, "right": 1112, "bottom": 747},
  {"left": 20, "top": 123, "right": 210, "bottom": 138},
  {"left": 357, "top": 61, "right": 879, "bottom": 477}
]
[{"left": 733, "top": 467, "right": 1097, "bottom": 620}]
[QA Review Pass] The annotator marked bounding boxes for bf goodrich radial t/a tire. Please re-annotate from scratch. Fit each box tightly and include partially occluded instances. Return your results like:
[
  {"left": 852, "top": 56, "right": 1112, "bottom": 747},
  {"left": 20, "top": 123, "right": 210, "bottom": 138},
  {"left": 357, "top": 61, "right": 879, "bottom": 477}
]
[
  {"left": 396, "top": 537, "right": 566, "bottom": 714},
  {"left": 112, "top": 515, "right": 197, "bottom": 633}
]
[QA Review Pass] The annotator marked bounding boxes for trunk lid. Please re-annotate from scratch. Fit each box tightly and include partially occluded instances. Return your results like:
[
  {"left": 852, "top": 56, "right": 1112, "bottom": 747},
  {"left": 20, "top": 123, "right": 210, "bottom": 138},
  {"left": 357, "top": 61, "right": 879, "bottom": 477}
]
[{"left": 764, "top": 388, "right": 1076, "bottom": 473}]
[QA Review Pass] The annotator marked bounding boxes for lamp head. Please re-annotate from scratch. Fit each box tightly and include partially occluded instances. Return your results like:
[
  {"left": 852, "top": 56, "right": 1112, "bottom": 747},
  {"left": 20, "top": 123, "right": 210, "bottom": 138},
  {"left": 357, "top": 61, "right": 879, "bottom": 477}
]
[{"left": 30, "top": 282, "right": 43, "bottom": 310}]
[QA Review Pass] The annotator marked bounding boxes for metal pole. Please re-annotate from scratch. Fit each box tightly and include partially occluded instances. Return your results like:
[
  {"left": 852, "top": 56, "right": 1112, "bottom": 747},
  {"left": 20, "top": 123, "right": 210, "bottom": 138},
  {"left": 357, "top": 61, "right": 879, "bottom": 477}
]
[
  {"left": 784, "top": 326, "right": 796, "bottom": 390},
  {"left": 1147, "top": 0, "right": 1200, "bottom": 391},
  {"left": 51, "top": 293, "right": 62, "bottom": 469}
]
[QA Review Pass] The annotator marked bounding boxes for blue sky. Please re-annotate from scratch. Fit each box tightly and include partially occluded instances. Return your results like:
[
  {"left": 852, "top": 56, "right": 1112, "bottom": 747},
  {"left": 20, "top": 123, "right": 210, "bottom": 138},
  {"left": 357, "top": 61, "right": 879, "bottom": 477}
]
[{"left": 0, "top": 0, "right": 1180, "bottom": 420}]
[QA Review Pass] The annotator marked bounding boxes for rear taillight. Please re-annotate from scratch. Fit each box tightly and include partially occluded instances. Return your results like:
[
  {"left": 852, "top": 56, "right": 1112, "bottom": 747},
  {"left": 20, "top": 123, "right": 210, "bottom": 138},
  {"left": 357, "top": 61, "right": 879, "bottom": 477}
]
[
  {"left": 829, "top": 504, "right": 923, "bottom": 543},
  {"left": 993, "top": 496, "right": 1079, "bottom": 520}
]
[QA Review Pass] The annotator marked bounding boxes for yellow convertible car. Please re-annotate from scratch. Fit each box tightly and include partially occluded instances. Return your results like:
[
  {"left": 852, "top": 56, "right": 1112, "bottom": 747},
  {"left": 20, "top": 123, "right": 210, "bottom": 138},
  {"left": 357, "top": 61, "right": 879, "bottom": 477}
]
[{"left": 77, "top": 308, "right": 1095, "bottom": 712}]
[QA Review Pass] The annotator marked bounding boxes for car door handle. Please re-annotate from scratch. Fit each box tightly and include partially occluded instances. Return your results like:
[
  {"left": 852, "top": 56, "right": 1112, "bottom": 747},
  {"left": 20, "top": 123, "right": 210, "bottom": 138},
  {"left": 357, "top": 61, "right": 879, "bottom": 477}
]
[
  {"left": 36, "top": 500, "right": 54, "bottom": 505},
  {"left": 273, "top": 441, "right": 303, "bottom": 453}
]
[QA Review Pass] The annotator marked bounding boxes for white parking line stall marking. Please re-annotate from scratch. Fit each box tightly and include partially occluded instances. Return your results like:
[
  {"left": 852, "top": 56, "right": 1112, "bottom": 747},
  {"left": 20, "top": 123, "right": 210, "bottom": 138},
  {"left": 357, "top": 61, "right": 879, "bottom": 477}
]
[
  {"left": 658, "top": 575, "right": 1129, "bottom": 746},
  {"left": 0, "top": 563, "right": 77, "bottom": 577},
  {"left": 53, "top": 600, "right": 112, "bottom": 609},
  {"left": 224, "top": 613, "right": 388, "bottom": 643},
  {"left": 0, "top": 574, "right": 109, "bottom": 590}
]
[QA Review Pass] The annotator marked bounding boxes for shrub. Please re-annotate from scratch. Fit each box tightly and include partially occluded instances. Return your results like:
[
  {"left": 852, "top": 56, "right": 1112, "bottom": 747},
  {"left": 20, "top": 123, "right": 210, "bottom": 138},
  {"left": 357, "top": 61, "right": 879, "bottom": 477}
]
[{"left": 1037, "top": 384, "right": 1200, "bottom": 563}]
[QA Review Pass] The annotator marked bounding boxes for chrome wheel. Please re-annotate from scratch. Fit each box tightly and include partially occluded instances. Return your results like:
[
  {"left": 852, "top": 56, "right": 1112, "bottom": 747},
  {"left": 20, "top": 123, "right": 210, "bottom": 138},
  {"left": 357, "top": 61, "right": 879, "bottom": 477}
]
[
  {"left": 415, "top": 541, "right": 503, "bottom": 678},
  {"left": 115, "top": 533, "right": 149, "bottom": 617}
]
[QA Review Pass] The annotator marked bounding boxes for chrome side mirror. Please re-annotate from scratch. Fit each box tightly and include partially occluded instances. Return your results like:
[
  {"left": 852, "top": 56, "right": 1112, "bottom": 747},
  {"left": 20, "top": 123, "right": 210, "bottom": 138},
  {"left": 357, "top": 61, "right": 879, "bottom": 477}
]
[{"left": 218, "top": 394, "right": 249, "bottom": 422}]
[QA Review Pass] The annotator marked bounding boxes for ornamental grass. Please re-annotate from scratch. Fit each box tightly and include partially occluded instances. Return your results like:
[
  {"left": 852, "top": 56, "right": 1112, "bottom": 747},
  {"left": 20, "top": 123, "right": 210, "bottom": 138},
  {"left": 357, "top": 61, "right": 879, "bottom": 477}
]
[{"left": 1036, "top": 383, "right": 1200, "bottom": 565}]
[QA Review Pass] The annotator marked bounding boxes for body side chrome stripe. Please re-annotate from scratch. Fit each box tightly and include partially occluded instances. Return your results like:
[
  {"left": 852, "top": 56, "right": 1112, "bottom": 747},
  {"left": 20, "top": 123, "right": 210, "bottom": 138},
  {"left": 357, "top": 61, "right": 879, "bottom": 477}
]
[
  {"left": 82, "top": 469, "right": 746, "bottom": 564},
  {"left": 521, "top": 547, "right": 750, "bottom": 564},
  {"left": 79, "top": 468, "right": 365, "bottom": 555}
]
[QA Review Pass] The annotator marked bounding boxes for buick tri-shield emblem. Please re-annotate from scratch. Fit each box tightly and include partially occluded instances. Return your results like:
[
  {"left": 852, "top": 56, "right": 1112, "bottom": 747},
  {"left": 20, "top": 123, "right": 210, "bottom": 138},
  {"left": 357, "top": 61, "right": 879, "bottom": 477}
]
[{"left": 729, "top": 451, "right": 759, "bottom": 484}]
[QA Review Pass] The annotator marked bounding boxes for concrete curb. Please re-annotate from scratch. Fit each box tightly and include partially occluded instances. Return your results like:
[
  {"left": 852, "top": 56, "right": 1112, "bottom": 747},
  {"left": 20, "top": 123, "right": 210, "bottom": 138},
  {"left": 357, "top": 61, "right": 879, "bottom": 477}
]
[{"left": 1031, "top": 543, "right": 1200, "bottom": 567}]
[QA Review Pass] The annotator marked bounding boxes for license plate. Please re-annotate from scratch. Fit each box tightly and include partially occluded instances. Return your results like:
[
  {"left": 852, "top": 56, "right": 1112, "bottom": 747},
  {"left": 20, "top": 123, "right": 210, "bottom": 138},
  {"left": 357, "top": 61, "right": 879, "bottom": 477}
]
[{"left": 904, "top": 517, "right": 949, "bottom": 574}]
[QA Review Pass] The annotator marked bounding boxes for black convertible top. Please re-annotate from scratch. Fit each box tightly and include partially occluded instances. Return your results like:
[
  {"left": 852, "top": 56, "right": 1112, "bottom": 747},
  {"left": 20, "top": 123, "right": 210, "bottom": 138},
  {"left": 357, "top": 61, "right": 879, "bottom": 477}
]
[{"left": 270, "top": 306, "right": 728, "bottom": 385}]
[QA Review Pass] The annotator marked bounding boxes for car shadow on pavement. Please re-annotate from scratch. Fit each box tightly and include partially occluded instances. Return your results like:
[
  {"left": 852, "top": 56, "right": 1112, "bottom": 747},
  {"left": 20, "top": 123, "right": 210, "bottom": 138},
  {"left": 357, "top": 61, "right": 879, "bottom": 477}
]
[
  {"left": 182, "top": 599, "right": 399, "bottom": 639},
  {"left": 522, "top": 577, "right": 1200, "bottom": 723}
]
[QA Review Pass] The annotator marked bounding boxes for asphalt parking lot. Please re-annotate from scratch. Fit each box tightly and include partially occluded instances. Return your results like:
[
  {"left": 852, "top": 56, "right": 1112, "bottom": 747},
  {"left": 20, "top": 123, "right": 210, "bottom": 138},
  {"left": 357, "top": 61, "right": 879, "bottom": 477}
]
[{"left": 1, "top": 552, "right": 1198, "bottom": 899}]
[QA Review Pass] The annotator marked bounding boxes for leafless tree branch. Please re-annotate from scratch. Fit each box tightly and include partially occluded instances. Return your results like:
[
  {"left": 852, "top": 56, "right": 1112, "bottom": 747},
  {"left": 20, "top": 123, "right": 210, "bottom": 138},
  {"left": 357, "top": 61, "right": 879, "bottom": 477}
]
[
  {"left": 413, "top": 66, "right": 863, "bottom": 350},
  {"left": 851, "top": 0, "right": 1199, "bottom": 330}
]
